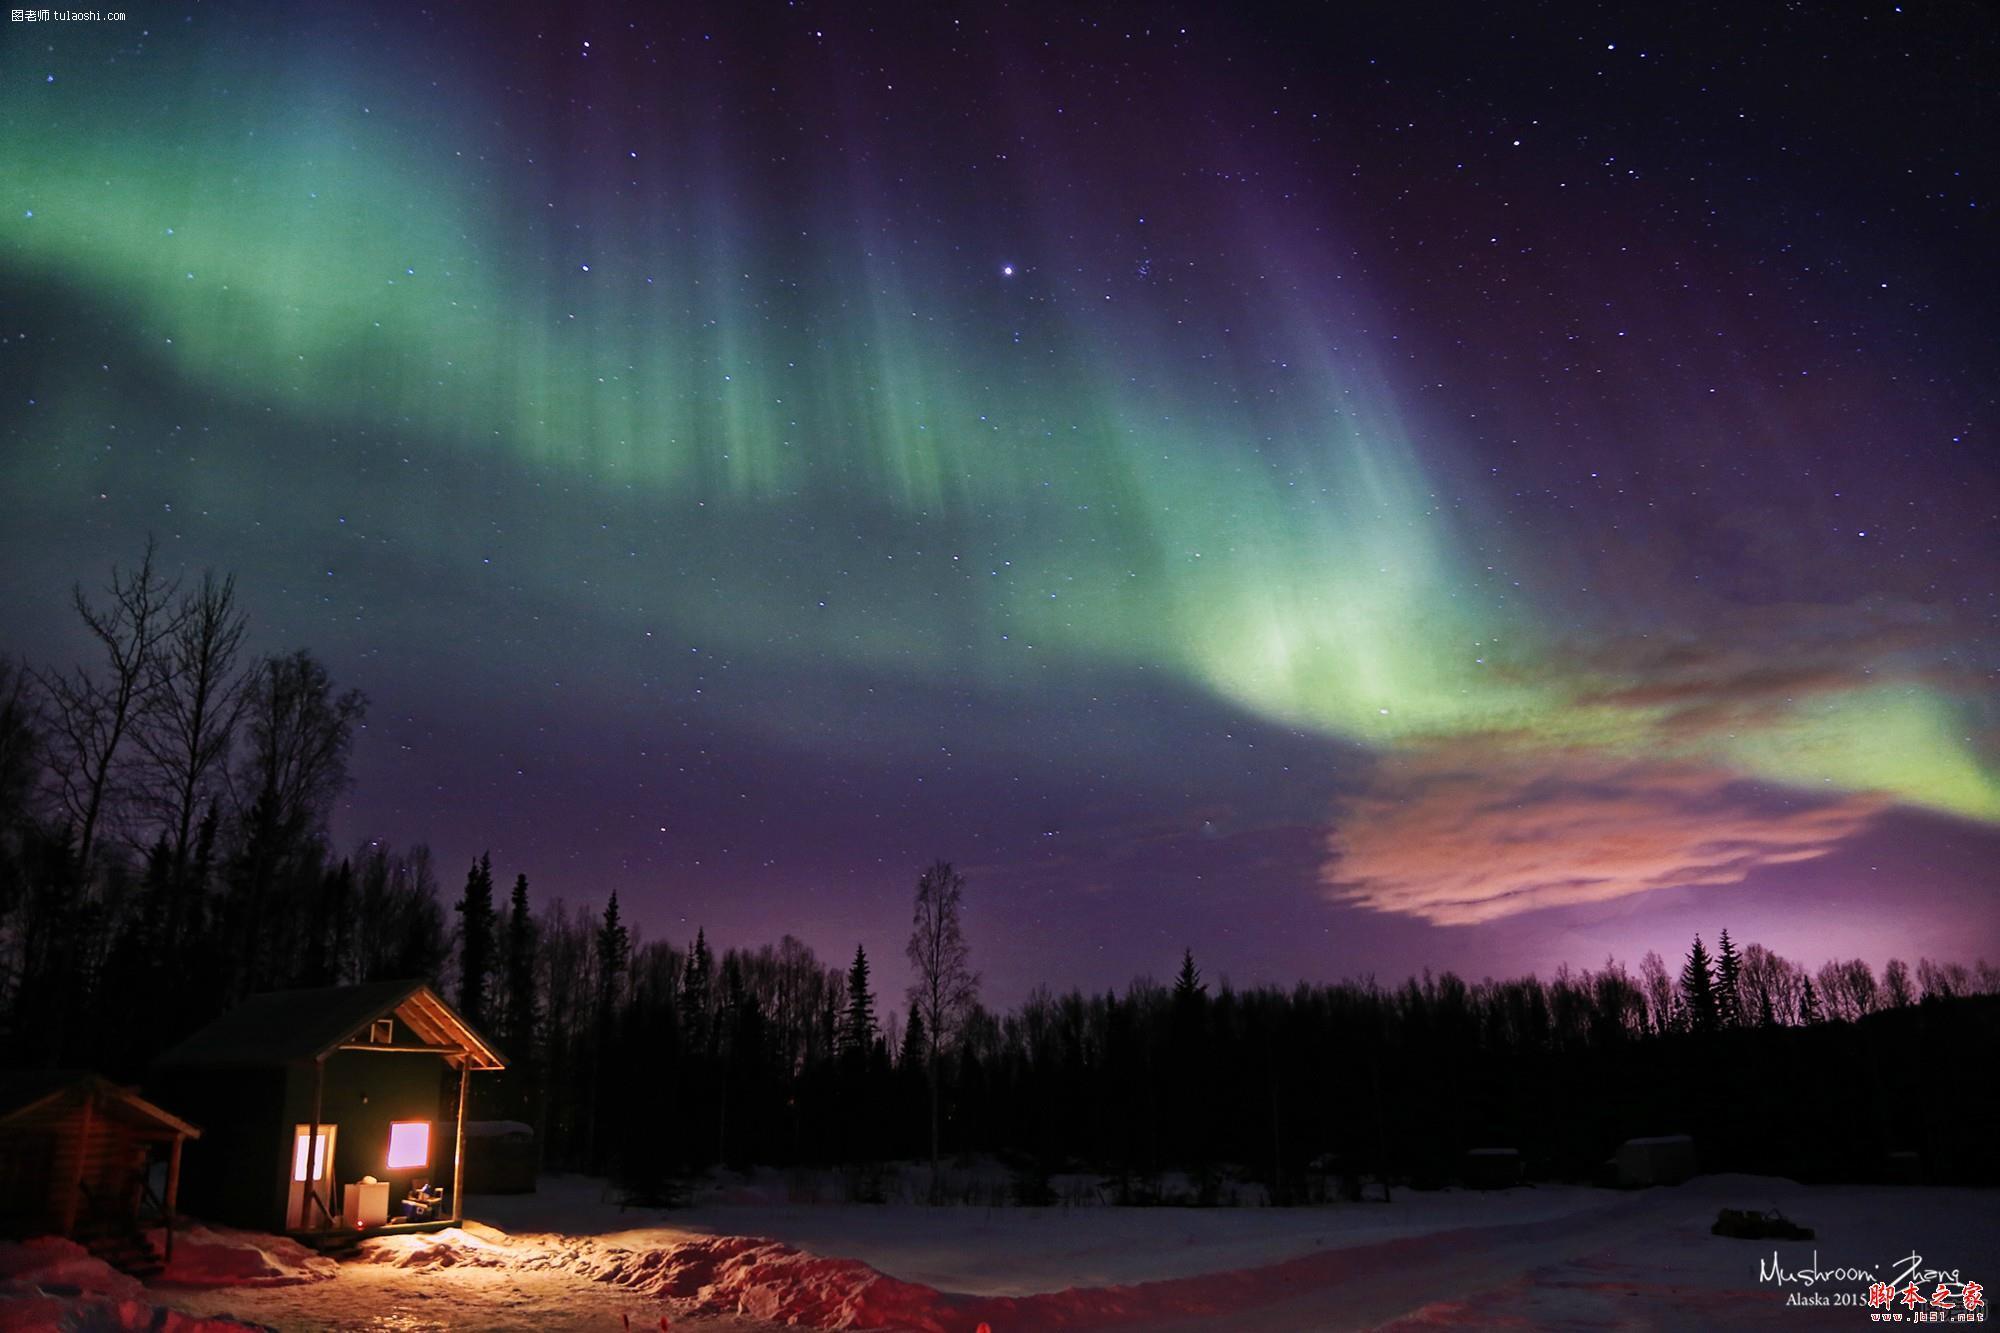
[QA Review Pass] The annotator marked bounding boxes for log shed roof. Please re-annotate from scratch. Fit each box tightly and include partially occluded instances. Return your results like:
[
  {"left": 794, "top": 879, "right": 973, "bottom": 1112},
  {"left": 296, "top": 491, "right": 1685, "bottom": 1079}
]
[{"left": 0, "top": 1070, "right": 202, "bottom": 1139}]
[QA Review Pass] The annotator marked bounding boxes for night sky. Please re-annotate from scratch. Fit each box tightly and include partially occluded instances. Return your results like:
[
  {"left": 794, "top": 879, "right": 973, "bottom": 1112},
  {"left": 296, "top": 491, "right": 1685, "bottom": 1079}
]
[{"left": 4, "top": 1, "right": 1996, "bottom": 1005}]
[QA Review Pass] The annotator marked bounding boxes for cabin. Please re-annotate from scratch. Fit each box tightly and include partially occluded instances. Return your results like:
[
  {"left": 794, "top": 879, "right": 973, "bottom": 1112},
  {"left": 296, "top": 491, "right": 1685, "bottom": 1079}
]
[
  {"left": 0, "top": 1072, "right": 201, "bottom": 1270},
  {"left": 150, "top": 981, "right": 504, "bottom": 1238}
]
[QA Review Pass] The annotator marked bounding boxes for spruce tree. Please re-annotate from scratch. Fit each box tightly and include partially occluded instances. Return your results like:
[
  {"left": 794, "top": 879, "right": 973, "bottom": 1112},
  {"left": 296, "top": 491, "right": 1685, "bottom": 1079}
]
[
  {"left": 454, "top": 852, "right": 496, "bottom": 1030},
  {"left": 1714, "top": 929, "right": 1743, "bottom": 1028},
  {"left": 1758, "top": 981, "right": 1776, "bottom": 1029},
  {"left": 594, "top": 892, "right": 628, "bottom": 1022},
  {"left": 1798, "top": 974, "right": 1822, "bottom": 1025},
  {"left": 187, "top": 802, "right": 219, "bottom": 944},
  {"left": 681, "top": 927, "right": 712, "bottom": 1046},
  {"left": 587, "top": 893, "right": 629, "bottom": 1170},
  {"left": 1173, "top": 947, "right": 1206, "bottom": 1002},
  {"left": 899, "top": 1006, "right": 927, "bottom": 1070},
  {"left": 844, "top": 944, "right": 877, "bottom": 1057},
  {"left": 1679, "top": 935, "right": 1719, "bottom": 1034},
  {"left": 502, "top": 874, "right": 538, "bottom": 1059},
  {"left": 319, "top": 857, "right": 355, "bottom": 986},
  {"left": 1169, "top": 947, "right": 1209, "bottom": 1170}
]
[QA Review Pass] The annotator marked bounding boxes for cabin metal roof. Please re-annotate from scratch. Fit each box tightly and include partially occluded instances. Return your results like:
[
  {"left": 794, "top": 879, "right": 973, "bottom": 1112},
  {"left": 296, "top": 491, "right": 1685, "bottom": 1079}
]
[{"left": 154, "top": 981, "right": 506, "bottom": 1071}]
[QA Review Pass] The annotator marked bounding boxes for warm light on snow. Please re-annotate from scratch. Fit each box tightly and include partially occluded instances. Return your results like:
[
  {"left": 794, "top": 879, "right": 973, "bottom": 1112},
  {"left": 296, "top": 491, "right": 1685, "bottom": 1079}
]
[{"left": 387, "top": 1121, "right": 430, "bottom": 1170}]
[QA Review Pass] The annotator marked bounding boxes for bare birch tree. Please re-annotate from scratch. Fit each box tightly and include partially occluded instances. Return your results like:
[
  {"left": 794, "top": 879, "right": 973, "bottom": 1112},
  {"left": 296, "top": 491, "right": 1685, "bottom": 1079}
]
[
  {"left": 905, "top": 859, "right": 978, "bottom": 1191},
  {"left": 234, "top": 648, "right": 367, "bottom": 846},
  {"left": 135, "top": 570, "right": 248, "bottom": 870},
  {"left": 37, "top": 539, "right": 183, "bottom": 875}
]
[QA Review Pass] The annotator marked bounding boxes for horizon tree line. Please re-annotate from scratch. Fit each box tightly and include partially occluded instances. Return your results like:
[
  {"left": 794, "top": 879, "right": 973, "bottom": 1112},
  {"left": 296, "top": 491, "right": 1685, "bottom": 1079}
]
[{"left": 2, "top": 546, "right": 1996, "bottom": 1194}]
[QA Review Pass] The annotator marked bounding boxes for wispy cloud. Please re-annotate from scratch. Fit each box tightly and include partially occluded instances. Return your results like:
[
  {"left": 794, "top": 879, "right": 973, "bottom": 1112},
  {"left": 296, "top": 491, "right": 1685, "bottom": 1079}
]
[
  {"left": 1322, "top": 743, "right": 1886, "bottom": 925},
  {"left": 1556, "top": 597, "right": 1976, "bottom": 739}
]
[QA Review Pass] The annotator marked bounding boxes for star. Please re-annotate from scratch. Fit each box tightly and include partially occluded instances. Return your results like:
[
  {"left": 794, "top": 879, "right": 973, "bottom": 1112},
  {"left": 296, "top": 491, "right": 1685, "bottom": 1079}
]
[{"left": 1001, "top": 263, "right": 1015, "bottom": 277}]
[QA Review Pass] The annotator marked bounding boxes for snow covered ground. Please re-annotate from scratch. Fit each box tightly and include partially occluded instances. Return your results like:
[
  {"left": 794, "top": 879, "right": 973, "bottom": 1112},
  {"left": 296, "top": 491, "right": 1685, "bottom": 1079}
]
[
  {"left": 470, "top": 1171, "right": 1617, "bottom": 1295},
  {"left": 26, "top": 1172, "right": 1995, "bottom": 1331},
  {"left": 0, "top": 1235, "right": 269, "bottom": 1332}
]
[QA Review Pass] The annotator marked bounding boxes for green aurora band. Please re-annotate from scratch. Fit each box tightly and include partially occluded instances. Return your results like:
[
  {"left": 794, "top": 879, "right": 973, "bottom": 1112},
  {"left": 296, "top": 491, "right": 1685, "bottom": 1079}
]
[{"left": 5, "top": 24, "right": 1995, "bottom": 837}]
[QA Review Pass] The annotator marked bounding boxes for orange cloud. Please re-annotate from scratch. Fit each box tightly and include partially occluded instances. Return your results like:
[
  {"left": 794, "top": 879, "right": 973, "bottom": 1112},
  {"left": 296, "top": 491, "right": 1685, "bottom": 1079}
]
[{"left": 1322, "top": 744, "right": 1887, "bottom": 925}]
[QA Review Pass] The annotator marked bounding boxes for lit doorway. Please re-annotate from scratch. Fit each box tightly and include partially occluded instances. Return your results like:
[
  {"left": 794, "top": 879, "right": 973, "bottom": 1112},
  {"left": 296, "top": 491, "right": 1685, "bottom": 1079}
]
[{"left": 286, "top": 1123, "right": 337, "bottom": 1229}]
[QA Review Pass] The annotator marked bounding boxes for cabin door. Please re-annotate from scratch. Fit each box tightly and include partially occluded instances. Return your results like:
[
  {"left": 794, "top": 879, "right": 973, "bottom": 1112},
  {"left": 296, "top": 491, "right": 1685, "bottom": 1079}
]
[{"left": 286, "top": 1123, "right": 337, "bottom": 1230}]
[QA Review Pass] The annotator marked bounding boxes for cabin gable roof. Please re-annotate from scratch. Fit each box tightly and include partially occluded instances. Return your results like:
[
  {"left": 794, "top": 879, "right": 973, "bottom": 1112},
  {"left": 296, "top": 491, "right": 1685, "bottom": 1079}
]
[{"left": 155, "top": 981, "right": 505, "bottom": 1071}]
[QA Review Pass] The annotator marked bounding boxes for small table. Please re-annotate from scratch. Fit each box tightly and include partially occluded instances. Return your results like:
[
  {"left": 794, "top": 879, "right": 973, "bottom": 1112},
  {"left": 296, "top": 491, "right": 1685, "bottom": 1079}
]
[{"left": 343, "top": 1180, "right": 389, "bottom": 1228}]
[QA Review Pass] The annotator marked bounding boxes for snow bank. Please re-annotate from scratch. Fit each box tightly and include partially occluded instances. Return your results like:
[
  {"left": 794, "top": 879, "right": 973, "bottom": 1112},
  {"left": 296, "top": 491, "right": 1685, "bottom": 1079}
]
[
  {"left": 0, "top": 1232, "right": 145, "bottom": 1304},
  {"left": 341, "top": 1223, "right": 969, "bottom": 1329},
  {"left": 155, "top": 1225, "right": 339, "bottom": 1288},
  {"left": 0, "top": 1237, "right": 264, "bottom": 1332},
  {"left": 0, "top": 1237, "right": 142, "bottom": 1302}
]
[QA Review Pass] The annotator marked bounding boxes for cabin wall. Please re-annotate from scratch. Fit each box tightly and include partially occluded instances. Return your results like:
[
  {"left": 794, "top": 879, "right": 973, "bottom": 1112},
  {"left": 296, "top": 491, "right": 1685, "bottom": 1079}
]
[
  {"left": 68, "top": 1117, "right": 151, "bottom": 1223},
  {"left": 300, "top": 1050, "right": 457, "bottom": 1213},
  {"left": 147, "top": 1055, "right": 459, "bottom": 1232},
  {"left": 148, "top": 1068, "right": 289, "bottom": 1230}
]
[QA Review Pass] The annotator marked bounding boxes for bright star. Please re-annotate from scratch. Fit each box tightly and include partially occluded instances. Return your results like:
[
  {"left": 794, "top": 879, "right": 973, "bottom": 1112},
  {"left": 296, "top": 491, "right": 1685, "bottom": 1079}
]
[{"left": 1001, "top": 264, "right": 1015, "bottom": 277}]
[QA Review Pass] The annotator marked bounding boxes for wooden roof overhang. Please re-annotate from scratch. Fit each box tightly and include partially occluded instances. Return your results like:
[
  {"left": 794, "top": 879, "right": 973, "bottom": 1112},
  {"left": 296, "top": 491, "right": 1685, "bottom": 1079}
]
[{"left": 328, "top": 987, "right": 506, "bottom": 1070}]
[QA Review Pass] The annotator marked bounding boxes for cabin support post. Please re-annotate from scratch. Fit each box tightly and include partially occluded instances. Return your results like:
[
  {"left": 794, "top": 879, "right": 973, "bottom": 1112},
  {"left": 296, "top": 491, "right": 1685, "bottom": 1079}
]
[
  {"left": 164, "top": 1133, "right": 184, "bottom": 1262},
  {"left": 451, "top": 1052, "right": 468, "bottom": 1223},
  {"left": 59, "top": 1090, "right": 95, "bottom": 1236},
  {"left": 305, "top": 1056, "right": 329, "bottom": 1229}
]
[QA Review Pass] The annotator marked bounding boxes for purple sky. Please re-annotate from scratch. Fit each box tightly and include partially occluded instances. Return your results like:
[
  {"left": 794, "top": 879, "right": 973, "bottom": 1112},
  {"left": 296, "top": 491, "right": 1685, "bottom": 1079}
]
[{"left": 4, "top": 0, "right": 1995, "bottom": 1009}]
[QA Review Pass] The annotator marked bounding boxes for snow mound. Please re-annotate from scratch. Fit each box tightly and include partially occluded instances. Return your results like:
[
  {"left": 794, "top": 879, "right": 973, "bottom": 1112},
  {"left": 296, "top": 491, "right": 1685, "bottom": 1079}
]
[
  {"left": 353, "top": 1225, "right": 521, "bottom": 1270},
  {"left": 567, "top": 1234, "right": 959, "bottom": 1330},
  {"left": 0, "top": 1237, "right": 266, "bottom": 1332},
  {"left": 157, "top": 1225, "right": 340, "bottom": 1288},
  {"left": 0, "top": 1236, "right": 142, "bottom": 1302}
]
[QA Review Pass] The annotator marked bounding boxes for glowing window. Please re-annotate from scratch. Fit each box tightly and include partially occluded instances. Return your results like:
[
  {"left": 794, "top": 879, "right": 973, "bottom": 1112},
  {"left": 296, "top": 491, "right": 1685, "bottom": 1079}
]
[
  {"left": 292, "top": 1129, "right": 328, "bottom": 1182},
  {"left": 386, "top": 1121, "right": 430, "bottom": 1170}
]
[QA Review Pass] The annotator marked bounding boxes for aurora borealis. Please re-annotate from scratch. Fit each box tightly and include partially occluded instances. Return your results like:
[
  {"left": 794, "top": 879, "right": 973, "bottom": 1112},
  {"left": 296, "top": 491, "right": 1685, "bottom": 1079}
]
[{"left": 4, "top": 1, "right": 1995, "bottom": 998}]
